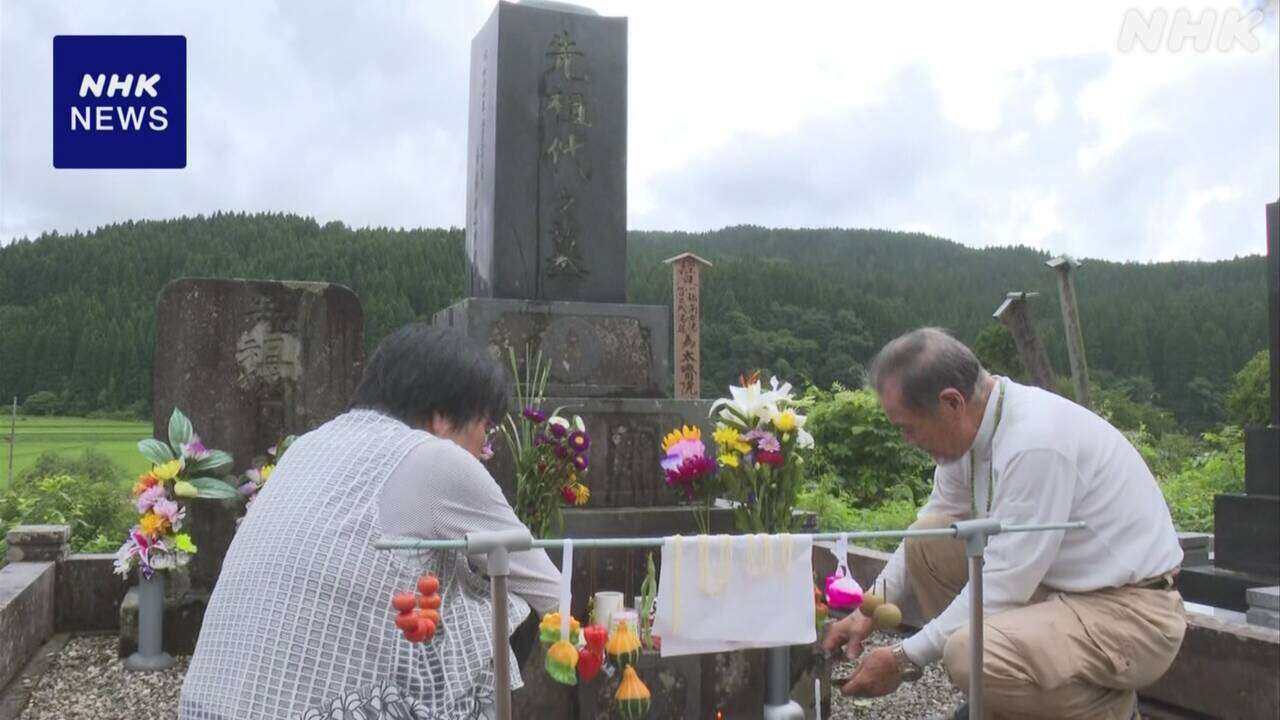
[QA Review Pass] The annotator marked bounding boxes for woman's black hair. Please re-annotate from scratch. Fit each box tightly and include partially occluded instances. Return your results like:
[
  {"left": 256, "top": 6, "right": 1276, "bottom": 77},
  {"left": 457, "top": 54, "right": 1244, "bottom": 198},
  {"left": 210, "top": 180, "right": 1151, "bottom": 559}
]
[{"left": 352, "top": 323, "right": 510, "bottom": 428}]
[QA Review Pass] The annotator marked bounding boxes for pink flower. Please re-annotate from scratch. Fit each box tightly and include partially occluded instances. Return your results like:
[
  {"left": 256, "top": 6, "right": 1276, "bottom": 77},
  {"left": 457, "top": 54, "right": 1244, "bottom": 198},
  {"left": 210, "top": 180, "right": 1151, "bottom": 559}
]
[
  {"left": 136, "top": 485, "right": 167, "bottom": 513},
  {"left": 660, "top": 438, "right": 707, "bottom": 472},
  {"left": 152, "top": 497, "right": 184, "bottom": 528}
]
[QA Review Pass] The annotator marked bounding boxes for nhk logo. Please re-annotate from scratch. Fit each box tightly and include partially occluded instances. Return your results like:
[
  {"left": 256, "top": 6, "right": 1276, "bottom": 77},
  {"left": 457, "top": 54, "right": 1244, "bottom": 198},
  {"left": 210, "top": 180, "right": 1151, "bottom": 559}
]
[{"left": 53, "top": 35, "right": 186, "bottom": 169}]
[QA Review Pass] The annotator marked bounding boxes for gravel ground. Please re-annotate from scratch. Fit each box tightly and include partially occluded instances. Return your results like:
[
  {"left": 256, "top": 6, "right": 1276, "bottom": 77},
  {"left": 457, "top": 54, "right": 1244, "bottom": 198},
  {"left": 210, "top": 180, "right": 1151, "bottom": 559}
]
[
  {"left": 829, "top": 631, "right": 964, "bottom": 720},
  {"left": 18, "top": 635, "right": 188, "bottom": 720},
  {"left": 16, "top": 632, "right": 958, "bottom": 719}
]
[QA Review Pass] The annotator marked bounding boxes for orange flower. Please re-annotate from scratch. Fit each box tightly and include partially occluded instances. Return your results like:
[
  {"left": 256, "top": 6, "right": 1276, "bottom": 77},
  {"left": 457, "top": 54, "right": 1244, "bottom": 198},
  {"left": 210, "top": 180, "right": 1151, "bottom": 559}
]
[{"left": 131, "top": 472, "right": 159, "bottom": 497}]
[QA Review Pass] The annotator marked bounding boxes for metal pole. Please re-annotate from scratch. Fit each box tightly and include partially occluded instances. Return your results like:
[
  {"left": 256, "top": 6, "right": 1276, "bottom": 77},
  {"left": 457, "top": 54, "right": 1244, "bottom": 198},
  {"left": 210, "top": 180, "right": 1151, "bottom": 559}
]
[
  {"left": 490, "top": 547, "right": 513, "bottom": 720},
  {"left": 968, "top": 553, "right": 984, "bottom": 719}
]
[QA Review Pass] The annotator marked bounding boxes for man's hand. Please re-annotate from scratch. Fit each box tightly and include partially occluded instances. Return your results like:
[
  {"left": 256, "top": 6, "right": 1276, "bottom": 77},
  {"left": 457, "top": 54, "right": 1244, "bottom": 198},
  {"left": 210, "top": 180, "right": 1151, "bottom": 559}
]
[
  {"left": 842, "top": 646, "right": 901, "bottom": 697},
  {"left": 822, "top": 611, "right": 875, "bottom": 661}
]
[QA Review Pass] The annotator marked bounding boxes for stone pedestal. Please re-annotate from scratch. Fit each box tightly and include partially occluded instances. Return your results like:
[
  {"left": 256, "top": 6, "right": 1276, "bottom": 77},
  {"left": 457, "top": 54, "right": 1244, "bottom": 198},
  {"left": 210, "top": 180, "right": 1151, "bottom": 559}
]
[
  {"left": 435, "top": 298, "right": 669, "bottom": 398},
  {"left": 3, "top": 525, "right": 70, "bottom": 564}
]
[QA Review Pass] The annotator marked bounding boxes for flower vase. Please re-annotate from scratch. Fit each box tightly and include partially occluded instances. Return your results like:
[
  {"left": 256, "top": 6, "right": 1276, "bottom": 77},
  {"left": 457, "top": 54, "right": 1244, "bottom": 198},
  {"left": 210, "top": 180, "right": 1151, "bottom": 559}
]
[{"left": 125, "top": 570, "right": 175, "bottom": 671}]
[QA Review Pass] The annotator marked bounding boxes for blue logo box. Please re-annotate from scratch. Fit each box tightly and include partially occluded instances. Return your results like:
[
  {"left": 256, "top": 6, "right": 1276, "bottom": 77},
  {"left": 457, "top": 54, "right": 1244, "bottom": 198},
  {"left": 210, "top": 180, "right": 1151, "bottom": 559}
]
[{"left": 53, "top": 35, "right": 186, "bottom": 169}]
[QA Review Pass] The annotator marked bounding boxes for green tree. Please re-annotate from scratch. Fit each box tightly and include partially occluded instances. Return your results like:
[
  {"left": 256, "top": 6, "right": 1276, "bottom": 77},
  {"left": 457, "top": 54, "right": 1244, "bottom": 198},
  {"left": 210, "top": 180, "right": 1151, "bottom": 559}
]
[
  {"left": 973, "top": 323, "right": 1022, "bottom": 379},
  {"left": 1227, "top": 349, "right": 1270, "bottom": 428},
  {"left": 21, "top": 391, "right": 60, "bottom": 416}
]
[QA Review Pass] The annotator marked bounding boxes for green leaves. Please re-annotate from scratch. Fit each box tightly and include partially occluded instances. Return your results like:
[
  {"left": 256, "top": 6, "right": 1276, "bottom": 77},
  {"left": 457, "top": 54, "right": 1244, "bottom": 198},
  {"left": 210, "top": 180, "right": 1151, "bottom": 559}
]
[
  {"left": 190, "top": 450, "right": 233, "bottom": 473},
  {"left": 168, "top": 408, "right": 194, "bottom": 452},
  {"left": 189, "top": 477, "right": 240, "bottom": 500},
  {"left": 138, "top": 439, "right": 175, "bottom": 465}
]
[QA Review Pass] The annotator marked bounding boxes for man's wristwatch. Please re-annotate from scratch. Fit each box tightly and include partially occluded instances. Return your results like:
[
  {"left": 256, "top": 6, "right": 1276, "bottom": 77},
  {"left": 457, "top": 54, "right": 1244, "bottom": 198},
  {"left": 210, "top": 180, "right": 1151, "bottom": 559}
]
[{"left": 891, "top": 644, "right": 923, "bottom": 682}]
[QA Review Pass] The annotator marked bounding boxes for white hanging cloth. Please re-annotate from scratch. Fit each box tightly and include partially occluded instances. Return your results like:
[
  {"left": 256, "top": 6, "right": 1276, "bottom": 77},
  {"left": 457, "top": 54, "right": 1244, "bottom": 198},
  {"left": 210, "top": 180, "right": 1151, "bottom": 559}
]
[{"left": 653, "top": 534, "right": 815, "bottom": 656}]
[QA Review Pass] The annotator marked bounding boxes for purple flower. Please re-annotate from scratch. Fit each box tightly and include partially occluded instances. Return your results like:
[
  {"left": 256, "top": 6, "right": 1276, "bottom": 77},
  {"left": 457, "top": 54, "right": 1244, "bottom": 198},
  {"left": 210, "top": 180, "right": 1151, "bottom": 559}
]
[
  {"left": 523, "top": 407, "right": 547, "bottom": 424},
  {"left": 572, "top": 453, "right": 589, "bottom": 471},
  {"left": 152, "top": 498, "right": 184, "bottom": 528},
  {"left": 479, "top": 439, "right": 495, "bottom": 461},
  {"left": 567, "top": 430, "right": 590, "bottom": 453},
  {"left": 553, "top": 445, "right": 569, "bottom": 460},
  {"left": 547, "top": 415, "right": 568, "bottom": 438},
  {"left": 182, "top": 435, "right": 209, "bottom": 460},
  {"left": 239, "top": 481, "right": 258, "bottom": 497},
  {"left": 533, "top": 433, "right": 549, "bottom": 447},
  {"left": 744, "top": 430, "right": 781, "bottom": 453}
]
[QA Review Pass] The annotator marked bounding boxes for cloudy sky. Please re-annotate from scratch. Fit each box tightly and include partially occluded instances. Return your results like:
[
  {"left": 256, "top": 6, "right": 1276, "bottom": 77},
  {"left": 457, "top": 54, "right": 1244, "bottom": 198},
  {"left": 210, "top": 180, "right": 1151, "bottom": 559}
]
[{"left": 1, "top": 0, "right": 1277, "bottom": 261}]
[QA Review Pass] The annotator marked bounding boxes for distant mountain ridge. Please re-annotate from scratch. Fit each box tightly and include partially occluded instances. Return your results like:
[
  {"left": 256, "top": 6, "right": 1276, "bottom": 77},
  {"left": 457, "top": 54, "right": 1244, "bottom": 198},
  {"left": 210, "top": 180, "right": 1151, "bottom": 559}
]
[{"left": 0, "top": 213, "right": 1267, "bottom": 428}]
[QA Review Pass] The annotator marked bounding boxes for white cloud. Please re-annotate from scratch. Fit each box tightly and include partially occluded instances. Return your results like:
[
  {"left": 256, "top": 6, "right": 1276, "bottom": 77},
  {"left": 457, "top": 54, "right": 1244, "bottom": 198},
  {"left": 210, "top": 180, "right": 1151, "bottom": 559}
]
[{"left": 1, "top": 0, "right": 1276, "bottom": 262}]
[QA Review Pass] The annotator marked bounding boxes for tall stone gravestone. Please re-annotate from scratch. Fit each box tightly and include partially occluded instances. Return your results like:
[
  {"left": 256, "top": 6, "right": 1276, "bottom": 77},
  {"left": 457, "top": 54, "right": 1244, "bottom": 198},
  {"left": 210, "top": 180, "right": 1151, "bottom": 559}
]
[
  {"left": 441, "top": 0, "right": 668, "bottom": 398},
  {"left": 123, "top": 278, "right": 364, "bottom": 655},
  {"left": 1180, "top": 200, "right": 1280, "bottom": 611}
]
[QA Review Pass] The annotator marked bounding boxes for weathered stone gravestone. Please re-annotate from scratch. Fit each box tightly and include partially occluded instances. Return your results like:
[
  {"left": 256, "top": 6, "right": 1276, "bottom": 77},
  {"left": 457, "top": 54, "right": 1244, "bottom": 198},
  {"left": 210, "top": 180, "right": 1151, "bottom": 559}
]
[{"left": 121, "top": 278, "right": 364, "bottom": 655}]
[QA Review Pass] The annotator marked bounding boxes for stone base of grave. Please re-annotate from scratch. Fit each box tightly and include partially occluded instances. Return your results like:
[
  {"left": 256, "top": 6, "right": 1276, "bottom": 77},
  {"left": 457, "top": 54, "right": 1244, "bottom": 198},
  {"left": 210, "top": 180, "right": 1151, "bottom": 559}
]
[
  {"left": 434, "top": 298, "right": 670, "bottom": 399},
  {"left": 514, "top": 643, "right": 827, "bottom": 718}
]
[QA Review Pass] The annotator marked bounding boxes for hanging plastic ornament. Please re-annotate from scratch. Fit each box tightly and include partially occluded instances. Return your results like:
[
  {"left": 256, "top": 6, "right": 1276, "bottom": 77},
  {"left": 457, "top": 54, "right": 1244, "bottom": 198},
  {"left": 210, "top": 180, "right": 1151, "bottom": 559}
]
[
  {"left": 546, "top": 638, "right": 580, "bottom": 685},
  {"left": 540, "top": 612, "right": 581, "bottom": 648},
  {"left": 614, "top": 665, "right": 652, "bottom": 719},
  {"left": 824, "top": 534, "right": 864, "bottom": 610},
  {"left": 577, "top": 645, "right": 603, "bottom": 682},
  {"left": 605, "top": 619, "right": 641, "bottom": 670},
  {"left": 824, "top": 570, "right": 863, "bottom": 610}
]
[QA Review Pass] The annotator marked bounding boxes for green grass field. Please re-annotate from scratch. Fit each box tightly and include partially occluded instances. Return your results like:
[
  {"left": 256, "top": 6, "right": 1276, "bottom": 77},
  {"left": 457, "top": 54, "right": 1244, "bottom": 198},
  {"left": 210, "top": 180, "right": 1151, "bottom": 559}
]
[{"left": 1, "top": 415, "right": 152, "bottom": 486}]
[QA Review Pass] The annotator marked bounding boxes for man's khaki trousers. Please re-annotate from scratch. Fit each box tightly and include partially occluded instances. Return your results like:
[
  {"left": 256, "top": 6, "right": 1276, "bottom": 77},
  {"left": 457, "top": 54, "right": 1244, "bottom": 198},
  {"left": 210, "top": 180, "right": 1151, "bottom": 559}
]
[{"left": 905, "top": 515, "right": 1186, "bottom": 720}]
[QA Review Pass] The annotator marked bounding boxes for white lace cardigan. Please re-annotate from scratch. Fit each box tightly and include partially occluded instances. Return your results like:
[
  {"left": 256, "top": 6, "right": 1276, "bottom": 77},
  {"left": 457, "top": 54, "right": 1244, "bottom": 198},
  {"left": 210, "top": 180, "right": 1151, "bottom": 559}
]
[{"left": 179, "top": 409, "right": 561, "bottom": 719}]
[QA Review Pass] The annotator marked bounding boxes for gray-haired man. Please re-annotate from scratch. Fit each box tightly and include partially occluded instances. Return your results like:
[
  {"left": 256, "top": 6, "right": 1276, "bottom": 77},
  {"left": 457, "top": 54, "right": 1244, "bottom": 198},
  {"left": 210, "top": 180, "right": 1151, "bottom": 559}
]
[{"left": 822, "top": 328, "right": 1185, "bottom": 719}]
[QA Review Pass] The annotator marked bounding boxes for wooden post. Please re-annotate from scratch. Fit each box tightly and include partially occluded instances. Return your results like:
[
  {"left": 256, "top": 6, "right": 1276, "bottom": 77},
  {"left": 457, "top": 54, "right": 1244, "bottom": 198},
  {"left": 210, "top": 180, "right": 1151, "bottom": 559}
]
[
  {"left": 664, "top": 253, "right": 712, "bottom": 400},
  {"left": 6, "top": 397, "right": 15, "bottom": 489},
  {"left": 992, "top": 292, "right": 1057, "bottom": 392},
  {"left": 1047, "top": 255, "right": 1091, "bottom": 408}
]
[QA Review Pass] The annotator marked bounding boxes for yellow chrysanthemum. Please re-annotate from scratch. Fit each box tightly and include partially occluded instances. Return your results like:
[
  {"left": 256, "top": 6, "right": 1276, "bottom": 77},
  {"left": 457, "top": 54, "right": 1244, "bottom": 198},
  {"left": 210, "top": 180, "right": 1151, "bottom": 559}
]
[
  {"left": 661, "top": 425, "right": 701, "bottom": 452},
  {"left": 718, "top": 453, "right": 740, "bottom": 468},
  {"left": 712, "top": 426, "right": 751, "bottom": 454},
  {"left": 138, "top": 511, "right": 169, "bottom": 539},
  {"left": 153, "top": 458, "right": 184, "bottom": 482},
  {"left": 773, "top": 410, "right": 797, "bottom": 433},
  {"left": 573, "top": 483, "right": 590, "bottom": 506},
  {"left": 259, "top": 464, "right": 275, "bottom": 483}
]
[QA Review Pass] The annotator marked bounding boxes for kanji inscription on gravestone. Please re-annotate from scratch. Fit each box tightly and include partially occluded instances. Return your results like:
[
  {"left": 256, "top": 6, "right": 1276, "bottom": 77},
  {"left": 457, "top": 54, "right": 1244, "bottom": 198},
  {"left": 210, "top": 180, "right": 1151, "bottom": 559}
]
[{"left": 464, "top": 1, "right": 627, "bottom": 303}]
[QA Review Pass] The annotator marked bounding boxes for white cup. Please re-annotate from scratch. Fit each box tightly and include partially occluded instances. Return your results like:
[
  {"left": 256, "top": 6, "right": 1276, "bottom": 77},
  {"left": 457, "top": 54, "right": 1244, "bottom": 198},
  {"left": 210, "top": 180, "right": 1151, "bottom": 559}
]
[{"left": 593, "top": 591, "right": 624, "bottom": 628}]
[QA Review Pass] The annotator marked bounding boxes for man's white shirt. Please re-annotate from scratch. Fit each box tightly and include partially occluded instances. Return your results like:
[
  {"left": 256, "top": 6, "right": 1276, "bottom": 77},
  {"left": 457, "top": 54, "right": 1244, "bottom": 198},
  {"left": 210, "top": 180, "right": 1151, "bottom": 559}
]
[{"left": 875, "top": 379, "right": 1184, "bottom": 665}]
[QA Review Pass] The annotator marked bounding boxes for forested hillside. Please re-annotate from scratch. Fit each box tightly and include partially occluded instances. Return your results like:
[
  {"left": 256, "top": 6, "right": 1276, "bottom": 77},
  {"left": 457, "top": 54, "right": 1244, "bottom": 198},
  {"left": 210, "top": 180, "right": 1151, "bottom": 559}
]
[{"left": 0, "top": 213, "right": 1268, "bottom": 429}]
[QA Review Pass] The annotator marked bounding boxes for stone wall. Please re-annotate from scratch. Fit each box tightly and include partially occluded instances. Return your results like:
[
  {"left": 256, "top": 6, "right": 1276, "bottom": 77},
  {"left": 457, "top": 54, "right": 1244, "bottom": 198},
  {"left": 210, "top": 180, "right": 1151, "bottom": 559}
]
[
  {"left": 0, "top": 562, "right": 55, "bottom": 692},
  {"left": 55, "top": 554, "right": 129, "bottom": 633}
]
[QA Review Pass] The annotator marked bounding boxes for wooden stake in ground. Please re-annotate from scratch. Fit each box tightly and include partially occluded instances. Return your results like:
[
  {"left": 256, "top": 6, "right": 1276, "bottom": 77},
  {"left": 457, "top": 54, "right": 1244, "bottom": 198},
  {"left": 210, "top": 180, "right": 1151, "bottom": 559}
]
[
  {"left": 1047, "top": 256, "right": 1091, "bottom": 408},
  {"left": 664, "top": 253, "right": 713, "bottom": 400},
  {"left": 992, "top": 292, "right": 1057, "bottom": 392},
  {"left": 7, "top": 396, "right": 15, "bottom": 489}
]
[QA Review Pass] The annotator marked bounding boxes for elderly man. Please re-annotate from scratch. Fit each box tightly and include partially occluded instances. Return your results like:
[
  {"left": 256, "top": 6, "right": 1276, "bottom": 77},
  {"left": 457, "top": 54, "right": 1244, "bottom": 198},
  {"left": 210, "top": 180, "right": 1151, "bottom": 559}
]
[{"left": 823, "top": 328, "right": 1186, "bottom": 719}]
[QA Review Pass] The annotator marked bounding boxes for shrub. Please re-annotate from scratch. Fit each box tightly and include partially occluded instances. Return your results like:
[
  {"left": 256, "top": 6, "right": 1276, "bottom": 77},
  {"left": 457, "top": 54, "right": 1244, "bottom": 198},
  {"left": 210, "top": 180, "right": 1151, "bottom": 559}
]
[
  {"left": 1158, "top": 427, "right": 1245, "bottom": 532},
  {"left": 1, "top": 449, "right": 133, "bottom": 553},
  {"left": 21, "top": 391, "right": 61, "bottom": 416},
  {"left": 797, "top": 475, "right": 921, "bottom": 552},
  {"left": 805, "top": 385, "right": 934, "bottom": 506}
]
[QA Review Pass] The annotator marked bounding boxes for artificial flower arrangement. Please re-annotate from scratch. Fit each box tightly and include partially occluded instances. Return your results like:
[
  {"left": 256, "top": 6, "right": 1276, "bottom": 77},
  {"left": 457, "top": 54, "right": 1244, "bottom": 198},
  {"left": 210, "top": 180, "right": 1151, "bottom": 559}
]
[
  {"left": 236, "top": 434, "right": 297, "bottom": 521},
  {"left": 495, "top": 348, "right": 591, "bottom": 538},
  {"left": 660, "top": 372, "right": 814, "bottom": 534},
  {"left": 114, "top": 409, "right": 239, "bottom": 579}
]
